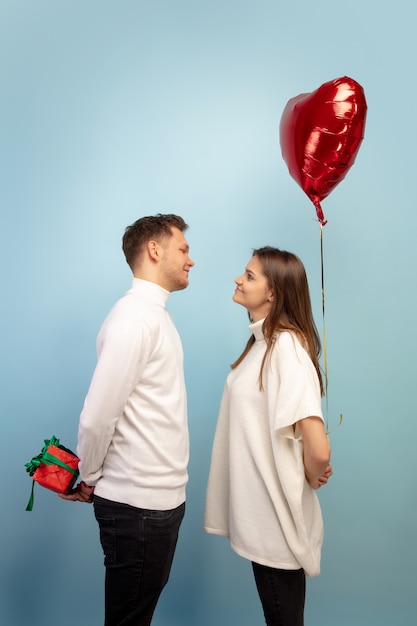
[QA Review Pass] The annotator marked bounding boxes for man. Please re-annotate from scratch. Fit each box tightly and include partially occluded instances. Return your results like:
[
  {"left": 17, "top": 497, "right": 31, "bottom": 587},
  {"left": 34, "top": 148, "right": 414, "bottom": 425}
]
[{"left": 61, "top": 214, "right": 194, "bottom": 626}]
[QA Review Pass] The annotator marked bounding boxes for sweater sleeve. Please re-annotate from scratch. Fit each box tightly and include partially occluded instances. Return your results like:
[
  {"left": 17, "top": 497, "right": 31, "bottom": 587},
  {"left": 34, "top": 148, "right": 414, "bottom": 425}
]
[
  {"left": 77, "top": 312, "right": 152, "bottom": 485},
  {"left": 267, "top": 332, "right": 323, "bottom": 438}
]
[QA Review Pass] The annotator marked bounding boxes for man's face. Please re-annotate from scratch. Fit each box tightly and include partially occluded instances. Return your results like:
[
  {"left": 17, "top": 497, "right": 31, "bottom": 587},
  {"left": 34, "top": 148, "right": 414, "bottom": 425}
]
[{"left": 159, "top": 227, "right": 194, "bottom": 292}]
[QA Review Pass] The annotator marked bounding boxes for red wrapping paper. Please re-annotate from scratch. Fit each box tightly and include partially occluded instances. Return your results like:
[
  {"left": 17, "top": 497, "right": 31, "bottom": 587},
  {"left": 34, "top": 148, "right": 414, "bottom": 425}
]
[{"left": 32, "top": 444, "right": 79, "bottom": 494}]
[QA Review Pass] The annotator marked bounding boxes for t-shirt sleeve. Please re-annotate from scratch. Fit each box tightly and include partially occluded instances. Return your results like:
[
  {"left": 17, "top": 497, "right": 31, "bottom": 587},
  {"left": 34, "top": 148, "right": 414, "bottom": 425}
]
[{"left": 267, "top": 332, "right": 323, "bottom": 439}]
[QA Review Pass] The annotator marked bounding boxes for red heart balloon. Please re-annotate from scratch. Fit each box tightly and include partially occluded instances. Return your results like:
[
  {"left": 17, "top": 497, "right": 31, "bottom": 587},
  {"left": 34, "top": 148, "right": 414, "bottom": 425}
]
[{"left": 279, "top": 76, "right": 367, "bottom": 225}]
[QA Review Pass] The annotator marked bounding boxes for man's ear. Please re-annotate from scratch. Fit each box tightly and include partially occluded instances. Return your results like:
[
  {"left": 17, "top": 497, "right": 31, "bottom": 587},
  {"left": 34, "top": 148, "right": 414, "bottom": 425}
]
[{"left": 147, "top": 239, "right": 161, "bottom": 262}]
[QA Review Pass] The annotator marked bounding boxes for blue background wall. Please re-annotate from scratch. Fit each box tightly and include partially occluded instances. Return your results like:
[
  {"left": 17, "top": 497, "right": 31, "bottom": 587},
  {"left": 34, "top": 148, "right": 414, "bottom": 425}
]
[{"left": 2, "top": 1, "right": 416, "bottom": 624}]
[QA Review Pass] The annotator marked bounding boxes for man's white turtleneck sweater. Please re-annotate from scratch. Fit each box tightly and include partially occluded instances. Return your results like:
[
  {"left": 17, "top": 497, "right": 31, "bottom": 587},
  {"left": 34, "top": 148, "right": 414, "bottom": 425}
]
[{"left": 77, "top": 278, "right": 189, "bottom": 510}]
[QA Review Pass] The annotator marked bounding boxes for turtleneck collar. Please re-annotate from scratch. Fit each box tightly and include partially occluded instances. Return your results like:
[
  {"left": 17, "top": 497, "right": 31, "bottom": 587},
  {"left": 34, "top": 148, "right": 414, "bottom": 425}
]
[
  {"left": 249, "top": 318, "right": 266, "bottom": 342},
  {"left": 131, "top": 277, "right": 170, "bottom": 307}
]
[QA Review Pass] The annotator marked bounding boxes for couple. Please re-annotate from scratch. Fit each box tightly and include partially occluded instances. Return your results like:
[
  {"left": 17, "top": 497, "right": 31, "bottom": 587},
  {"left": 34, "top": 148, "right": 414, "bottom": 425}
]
[{"left": 61, "top": 213, "right": 332, "bottom": 626}]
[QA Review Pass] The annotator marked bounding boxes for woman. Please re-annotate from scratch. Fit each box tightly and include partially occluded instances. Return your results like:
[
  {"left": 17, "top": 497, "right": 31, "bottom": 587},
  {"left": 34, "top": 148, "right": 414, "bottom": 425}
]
[{"left": 204, "top": 247, "right": 332, "bottom": 626}]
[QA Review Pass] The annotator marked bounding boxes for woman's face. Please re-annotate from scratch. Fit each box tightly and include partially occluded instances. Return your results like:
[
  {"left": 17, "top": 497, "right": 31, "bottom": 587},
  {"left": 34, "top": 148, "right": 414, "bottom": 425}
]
[{"left": 233, "top": 255, "right": 273, "bottom": 322}]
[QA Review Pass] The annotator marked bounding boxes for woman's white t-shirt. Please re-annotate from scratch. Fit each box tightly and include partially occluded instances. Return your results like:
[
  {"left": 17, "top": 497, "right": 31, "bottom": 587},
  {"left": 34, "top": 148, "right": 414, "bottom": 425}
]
[{"left": 204, "top": 319, "right": 325, "bottom": 577}]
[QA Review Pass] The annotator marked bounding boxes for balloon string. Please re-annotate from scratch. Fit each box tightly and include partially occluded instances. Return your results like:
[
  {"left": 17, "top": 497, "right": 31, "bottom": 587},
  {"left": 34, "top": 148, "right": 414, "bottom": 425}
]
[
  {"left": 320, "top": 225, "right": 329, "bottom": 432},
  {"left": 320, "top": 225, "right": 342, "bottom": 436}
]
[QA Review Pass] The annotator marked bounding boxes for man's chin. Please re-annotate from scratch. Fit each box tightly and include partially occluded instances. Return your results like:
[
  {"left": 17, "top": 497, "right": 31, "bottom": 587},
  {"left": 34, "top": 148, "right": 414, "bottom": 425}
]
[{"left": 172, "top": 279, "right": 189, "bottom": 292}]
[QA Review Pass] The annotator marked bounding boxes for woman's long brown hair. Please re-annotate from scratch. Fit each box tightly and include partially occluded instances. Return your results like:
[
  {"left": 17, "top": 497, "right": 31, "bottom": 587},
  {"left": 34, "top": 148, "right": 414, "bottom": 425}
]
[{"left": 231, "top": 247, "right": 323, "bottom": 394}]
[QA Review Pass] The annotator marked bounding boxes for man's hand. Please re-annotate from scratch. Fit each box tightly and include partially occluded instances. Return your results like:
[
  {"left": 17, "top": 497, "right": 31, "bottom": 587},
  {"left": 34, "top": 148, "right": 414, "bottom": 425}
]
[{"left": 58, "top": 481, "right": 95, "bottom": 503}]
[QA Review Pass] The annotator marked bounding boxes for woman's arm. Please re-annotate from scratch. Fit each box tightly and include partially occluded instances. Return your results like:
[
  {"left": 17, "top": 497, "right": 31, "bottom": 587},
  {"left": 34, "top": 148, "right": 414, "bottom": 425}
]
[{"left": 298, "top": 416, "right": 331, "bottom": 489}]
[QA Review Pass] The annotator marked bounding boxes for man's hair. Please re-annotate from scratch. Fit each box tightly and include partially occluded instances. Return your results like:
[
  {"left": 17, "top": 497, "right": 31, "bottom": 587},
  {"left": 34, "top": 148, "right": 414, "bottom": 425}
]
[
  {"left": 232, "top": 246, "right": 323, "bottom": 394},
  {"left": 122, "top": 213, "right": 188, "bottom": 270}
]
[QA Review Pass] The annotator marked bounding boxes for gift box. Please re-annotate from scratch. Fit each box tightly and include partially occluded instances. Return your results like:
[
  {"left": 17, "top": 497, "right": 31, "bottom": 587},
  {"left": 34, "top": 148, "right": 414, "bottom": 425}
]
[{"left": 25, "top": 436, "right": 79, "bottom": 511}]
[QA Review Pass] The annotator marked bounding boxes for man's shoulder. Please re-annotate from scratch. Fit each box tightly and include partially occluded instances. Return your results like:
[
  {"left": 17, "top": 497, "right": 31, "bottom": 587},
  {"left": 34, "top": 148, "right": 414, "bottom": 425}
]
[{"left": 103, "top": 292, "right": 154, "bottom": 324}]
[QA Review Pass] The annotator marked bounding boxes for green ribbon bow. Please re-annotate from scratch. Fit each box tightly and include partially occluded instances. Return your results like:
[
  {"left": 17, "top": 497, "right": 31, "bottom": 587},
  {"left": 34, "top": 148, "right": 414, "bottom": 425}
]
[{"left": 25, "top": 436, "right": 79, "bottom": 511}]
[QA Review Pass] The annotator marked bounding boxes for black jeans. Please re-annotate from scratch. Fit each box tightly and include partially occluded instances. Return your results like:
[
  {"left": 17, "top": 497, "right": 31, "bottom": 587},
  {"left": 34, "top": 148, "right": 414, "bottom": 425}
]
[
  {"left": 93, "top": 495, "right": 185, "bottom": 626},
  {"left": 252, "top": 562, "right": 306, "bottom": 626}
]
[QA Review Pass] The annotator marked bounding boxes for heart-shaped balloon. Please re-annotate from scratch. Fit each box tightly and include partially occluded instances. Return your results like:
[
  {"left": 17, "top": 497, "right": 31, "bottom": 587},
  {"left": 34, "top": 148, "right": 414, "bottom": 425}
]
[{"left": 279, "top": 76, "right": 367, "bottom": 225}]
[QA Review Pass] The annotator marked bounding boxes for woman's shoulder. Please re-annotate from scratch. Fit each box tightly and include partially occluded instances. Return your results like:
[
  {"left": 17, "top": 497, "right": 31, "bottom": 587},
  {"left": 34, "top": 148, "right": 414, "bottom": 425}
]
[
  {"left": 274, "top": 330, "right": 309, "bottom": 361},
  {"left": 275, "top": 329, "right": 301, "bottom": 347}
]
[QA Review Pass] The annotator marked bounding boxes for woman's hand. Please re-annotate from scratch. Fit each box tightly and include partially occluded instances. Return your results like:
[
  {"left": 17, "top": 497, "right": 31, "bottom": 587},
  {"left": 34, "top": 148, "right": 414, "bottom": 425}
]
[{"left": 316, "top": 464, "right": 333, "bottom": 489}]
